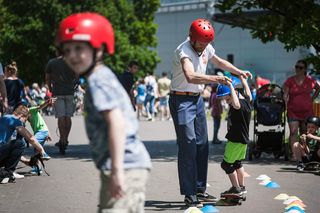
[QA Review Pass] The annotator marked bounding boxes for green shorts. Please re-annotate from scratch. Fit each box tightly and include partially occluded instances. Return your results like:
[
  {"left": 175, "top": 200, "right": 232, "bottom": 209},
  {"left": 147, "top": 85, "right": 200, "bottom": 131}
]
[{"left": 223, "top": 141, "right": 247, "bottom": 164}]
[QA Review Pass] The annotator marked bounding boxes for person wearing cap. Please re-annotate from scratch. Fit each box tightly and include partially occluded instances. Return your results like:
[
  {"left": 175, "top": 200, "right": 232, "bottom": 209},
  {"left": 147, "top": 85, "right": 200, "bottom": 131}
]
[
  {"left": 292, "top": 116, "right": 320, "bottom": 171},
  {"left": 55, "top": 13, "right": 151, "bottom": 212},
  {"left": 169, "top": 18, "right": 252, "bottom": 207},
  {"left": 216, "top": 76, "right": 252, "bottom": 197}
]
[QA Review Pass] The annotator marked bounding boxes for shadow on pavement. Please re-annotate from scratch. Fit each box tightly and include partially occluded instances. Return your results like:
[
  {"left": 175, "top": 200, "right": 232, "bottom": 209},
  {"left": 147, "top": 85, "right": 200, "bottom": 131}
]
[
  {"left": 21, "top": 139, "right": 296, "bottom": 168},
  {"left": 145, "top": 200, "right": 186, "bottom": 211},
  {"left": 144, "top": 140, "right": 295, "bottom": 167},
  {"left": 277, "top": 167, "right": 320, "bottom": 176},
  {"left": 23, "top": 144, "right": 93, "bottom": 161}
]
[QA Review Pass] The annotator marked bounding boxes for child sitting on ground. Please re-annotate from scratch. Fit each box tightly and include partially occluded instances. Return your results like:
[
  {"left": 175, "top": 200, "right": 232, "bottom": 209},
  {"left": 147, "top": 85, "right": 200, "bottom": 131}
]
[
  {"left": 293, "top": 116, "right": 320, "bottom": 171},
  {"left": 216, "top": 75, "right": 253, "bottom": 196}
]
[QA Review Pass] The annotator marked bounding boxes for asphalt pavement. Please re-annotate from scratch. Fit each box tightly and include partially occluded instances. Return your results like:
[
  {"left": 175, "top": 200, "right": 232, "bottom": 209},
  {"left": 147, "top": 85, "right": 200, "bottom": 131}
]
[{"left": 0, "top": 116, "right": 319, "bottom": 213}]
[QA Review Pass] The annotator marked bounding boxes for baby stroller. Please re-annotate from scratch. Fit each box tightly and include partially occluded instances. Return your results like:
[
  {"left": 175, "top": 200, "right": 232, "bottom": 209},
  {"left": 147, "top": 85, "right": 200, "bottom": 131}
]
[{"left": 248, "top": 84, "right": 289, "bottom": 160}]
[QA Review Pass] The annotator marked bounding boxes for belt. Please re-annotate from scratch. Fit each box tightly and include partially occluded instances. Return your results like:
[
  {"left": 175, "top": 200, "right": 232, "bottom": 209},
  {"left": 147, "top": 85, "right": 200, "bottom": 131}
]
[{"left": 170, "top": 91, "right": 200, "bottom": 96}]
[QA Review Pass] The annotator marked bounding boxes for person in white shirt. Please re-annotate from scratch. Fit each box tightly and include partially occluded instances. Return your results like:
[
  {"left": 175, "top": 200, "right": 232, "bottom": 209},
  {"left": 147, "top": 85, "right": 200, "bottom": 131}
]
[
  {"left": 169, "top": 18, "right": 251, "bottom": 208},
  {"left": 144, "top": 71, "right": 157, "bottom": 121}
]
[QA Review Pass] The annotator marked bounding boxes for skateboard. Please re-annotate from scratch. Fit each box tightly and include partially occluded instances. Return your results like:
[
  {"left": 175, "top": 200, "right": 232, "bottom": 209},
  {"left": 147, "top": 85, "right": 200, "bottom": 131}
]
[
  {"left": 303, "top": 161, "right": 320, "bottom": 172},
  {"left": 215, "top": 194, "right": 246, "bottom": 206}
]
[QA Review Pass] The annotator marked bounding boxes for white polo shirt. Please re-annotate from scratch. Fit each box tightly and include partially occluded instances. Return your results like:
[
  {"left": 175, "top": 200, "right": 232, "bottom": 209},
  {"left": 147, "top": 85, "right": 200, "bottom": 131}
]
[{"left": 170, "top": 38, "right": 216, "bottom": 93}]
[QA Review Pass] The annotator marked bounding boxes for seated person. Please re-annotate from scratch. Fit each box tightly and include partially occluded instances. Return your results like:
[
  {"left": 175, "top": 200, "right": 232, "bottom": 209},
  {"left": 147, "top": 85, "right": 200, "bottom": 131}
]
[
  {"left": 0, "top": 105, "right": 50, "bottom": 179},
  {"left": 292, "top": 116, "right": 320, "bottom": 171}
]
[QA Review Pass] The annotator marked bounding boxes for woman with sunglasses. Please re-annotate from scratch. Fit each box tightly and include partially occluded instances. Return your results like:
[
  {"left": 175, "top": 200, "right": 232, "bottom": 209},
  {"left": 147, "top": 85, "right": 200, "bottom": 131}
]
[{"left": 283, "top": 60, "right": 320, "bottom": 160}]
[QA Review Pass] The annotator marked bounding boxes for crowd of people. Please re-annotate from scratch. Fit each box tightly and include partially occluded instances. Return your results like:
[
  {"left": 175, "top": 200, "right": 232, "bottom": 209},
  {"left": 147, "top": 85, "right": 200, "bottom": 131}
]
[
  {"left": 119, "top": 64, "right": 172, "bottom": 121},
  {"left": 0, "top": 61, "right": 85, "bottom": 118},
  {"left": 0, "top": 13, "right": 319, "bottom": 213}
]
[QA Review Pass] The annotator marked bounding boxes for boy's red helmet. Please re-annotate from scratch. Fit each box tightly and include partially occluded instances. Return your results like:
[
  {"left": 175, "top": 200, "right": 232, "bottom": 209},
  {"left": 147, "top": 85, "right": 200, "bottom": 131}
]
[
  {"left": 189, "top": 19, "right": 214, "bottom": 43},
  {"left": 56, "top": 12, "right": 114, "bottom": 55}
]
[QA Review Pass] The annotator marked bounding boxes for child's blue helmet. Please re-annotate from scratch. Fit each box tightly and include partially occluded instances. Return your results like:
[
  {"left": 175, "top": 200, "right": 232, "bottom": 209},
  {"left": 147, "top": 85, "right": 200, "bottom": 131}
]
[
  {"left": 216, "top": 84, "right": 231, "bottom": 97},
  {"left": 231, "top": 76, "right": 242, "bottom": 89},
  {"left": 216, "top": 76, "right": 241, "bottom": 97}
]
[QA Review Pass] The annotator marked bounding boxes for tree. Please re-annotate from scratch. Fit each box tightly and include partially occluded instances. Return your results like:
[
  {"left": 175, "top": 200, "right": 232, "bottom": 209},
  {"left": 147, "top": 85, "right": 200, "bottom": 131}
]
[
  {"left": 0, "top": 0, "right": 160, "bottom": 84},
  {"left": 215, "top": 0, "right": 320, "bottom": 71}
]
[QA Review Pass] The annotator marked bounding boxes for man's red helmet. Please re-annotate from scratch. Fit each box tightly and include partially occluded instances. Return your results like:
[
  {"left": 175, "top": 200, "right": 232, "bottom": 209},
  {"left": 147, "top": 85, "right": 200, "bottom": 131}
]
[
  {"left": 189, "top": 19, "right": 214, "bottom": 43},
  {"left": 56, "top": 12, "right": 114, "bottom": 55}
]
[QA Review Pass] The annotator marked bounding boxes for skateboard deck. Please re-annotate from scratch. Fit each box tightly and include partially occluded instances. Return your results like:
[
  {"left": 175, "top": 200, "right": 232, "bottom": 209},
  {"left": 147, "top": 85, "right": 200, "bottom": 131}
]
[
  {"left": 301, "top": 161, "right": 320, "bottom": 173},
  {"left": 213, "top": 194, "right": 246, "bottom": 206}
]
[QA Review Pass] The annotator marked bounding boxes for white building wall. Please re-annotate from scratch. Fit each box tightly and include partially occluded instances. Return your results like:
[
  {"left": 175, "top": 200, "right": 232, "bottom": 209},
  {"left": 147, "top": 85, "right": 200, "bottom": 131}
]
[{"left": 154, "top": 4, "right": 308, "bottom": 84}]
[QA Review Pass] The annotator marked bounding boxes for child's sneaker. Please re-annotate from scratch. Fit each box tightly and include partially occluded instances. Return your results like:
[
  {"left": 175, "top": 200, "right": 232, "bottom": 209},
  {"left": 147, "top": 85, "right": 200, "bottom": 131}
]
[
  {"left": 221, "top": 186, "right": 243, "bottom": 197},
  {"left": 297, "top": 162, "right": 305, "bottom": 171},
  {"left": 29, "top": 166, "right": 43, "bottom": 175},
  {"left": 13, "top": 172, "right": 24, "bottom": 179},
  {"left": 197, "top": 192, "right": 218, "bottom": 202},
  {"left": 184, "top": 195, "right": 203, "bottom": 208},
  {"left": 240, "top": 186, "right": 247, "bottom": 194},
  {"left": 41, "top": 152, "right": 51, "bottom": 161}
]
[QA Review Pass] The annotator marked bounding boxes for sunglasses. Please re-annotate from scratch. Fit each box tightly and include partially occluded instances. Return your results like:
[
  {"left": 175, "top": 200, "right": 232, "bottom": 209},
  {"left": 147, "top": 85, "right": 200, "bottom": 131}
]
[{"left": 295, "top": 65, "right": 305, "bottom": 70}]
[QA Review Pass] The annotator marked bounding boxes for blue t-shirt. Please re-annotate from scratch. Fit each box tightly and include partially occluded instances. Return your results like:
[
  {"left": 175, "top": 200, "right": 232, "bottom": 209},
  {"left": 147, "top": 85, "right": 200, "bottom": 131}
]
[
  {"left": 0, "top": 115, "right": 23, "bottom": 144},
  {"left": 84, "top": 65, "right": 151, "bottom": 171},
  {"left": 137, "top": 84, "right": 146, "bottom": 97}
]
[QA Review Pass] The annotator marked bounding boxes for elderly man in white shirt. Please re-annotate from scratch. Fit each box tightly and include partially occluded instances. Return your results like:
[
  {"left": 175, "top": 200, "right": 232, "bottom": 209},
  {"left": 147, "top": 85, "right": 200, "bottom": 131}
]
[{"left": 169, "top": 18, "right": 251, "bottom": 208}]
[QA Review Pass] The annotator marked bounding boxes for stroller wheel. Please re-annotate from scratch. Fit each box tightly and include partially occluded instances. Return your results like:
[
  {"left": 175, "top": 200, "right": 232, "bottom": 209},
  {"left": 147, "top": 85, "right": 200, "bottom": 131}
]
[
  {"left": 253, "top": 151, "right": 261, "bottom": 159},
  {"left": 273, "top": 151, "right": 281, "bottom": 159}
]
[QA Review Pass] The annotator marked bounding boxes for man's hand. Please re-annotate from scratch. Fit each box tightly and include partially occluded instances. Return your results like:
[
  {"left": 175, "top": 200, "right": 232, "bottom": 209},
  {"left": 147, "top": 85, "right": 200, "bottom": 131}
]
[
  {"left": 239, "top": 75, "right": 246, "bottom": 82},
  {"left": 217, "top": 76, "right": 232, "bottom": 85},
  {"left": 239, "top": 71, "right": 252, "bottom": 80},
  {"left": 110, "top": 170, "right": 125, "bottom": 199}
]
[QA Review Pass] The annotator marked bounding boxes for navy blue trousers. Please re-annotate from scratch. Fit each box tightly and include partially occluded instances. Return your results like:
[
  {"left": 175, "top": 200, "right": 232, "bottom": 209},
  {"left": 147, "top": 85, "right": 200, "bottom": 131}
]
[
  {"left": 0, "top": 139, "right": 26, "bottom": 172},
  {"left": 169, "top": 94, "right": 209, "bottom": 195}
]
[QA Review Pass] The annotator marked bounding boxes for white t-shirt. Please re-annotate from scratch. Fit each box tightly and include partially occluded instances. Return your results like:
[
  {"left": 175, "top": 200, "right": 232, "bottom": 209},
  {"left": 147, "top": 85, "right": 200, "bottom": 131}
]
[
  {"left": 170, "top": 38, "right": 216, "bottom": 93},
  {"left": 144, "top": 75, "right": 157, "bottom": 97}
]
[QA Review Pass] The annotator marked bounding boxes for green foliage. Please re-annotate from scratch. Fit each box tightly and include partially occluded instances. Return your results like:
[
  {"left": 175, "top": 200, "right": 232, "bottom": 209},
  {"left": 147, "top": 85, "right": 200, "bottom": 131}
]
[
  {"left": 215, "top": 0, "right": 320, "bottom": 71},
  {"left": 0, "top": 0, "right": 160, "bottom": 84}
]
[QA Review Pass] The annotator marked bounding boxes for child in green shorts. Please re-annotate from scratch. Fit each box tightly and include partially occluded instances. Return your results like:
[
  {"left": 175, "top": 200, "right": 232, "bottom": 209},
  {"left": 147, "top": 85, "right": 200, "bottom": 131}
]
[
  {"left": 216, "top": 75, "right": 253, "bottom": 196},
  {"left": 27, "top": 97, "right": 56, "bottom": 173}
]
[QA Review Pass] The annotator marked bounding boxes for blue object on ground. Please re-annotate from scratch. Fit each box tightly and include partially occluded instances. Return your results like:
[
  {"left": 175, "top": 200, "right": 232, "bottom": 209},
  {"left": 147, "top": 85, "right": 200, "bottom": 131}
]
[
  {"left": 201, "top": 205, "right": 219, "bottom": 213},
  {"left": 285, "top": 206, "right": 305, "bottom": 213},
  {"left": 265, "top": 181, "right": 280, "bottom": 188}
]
